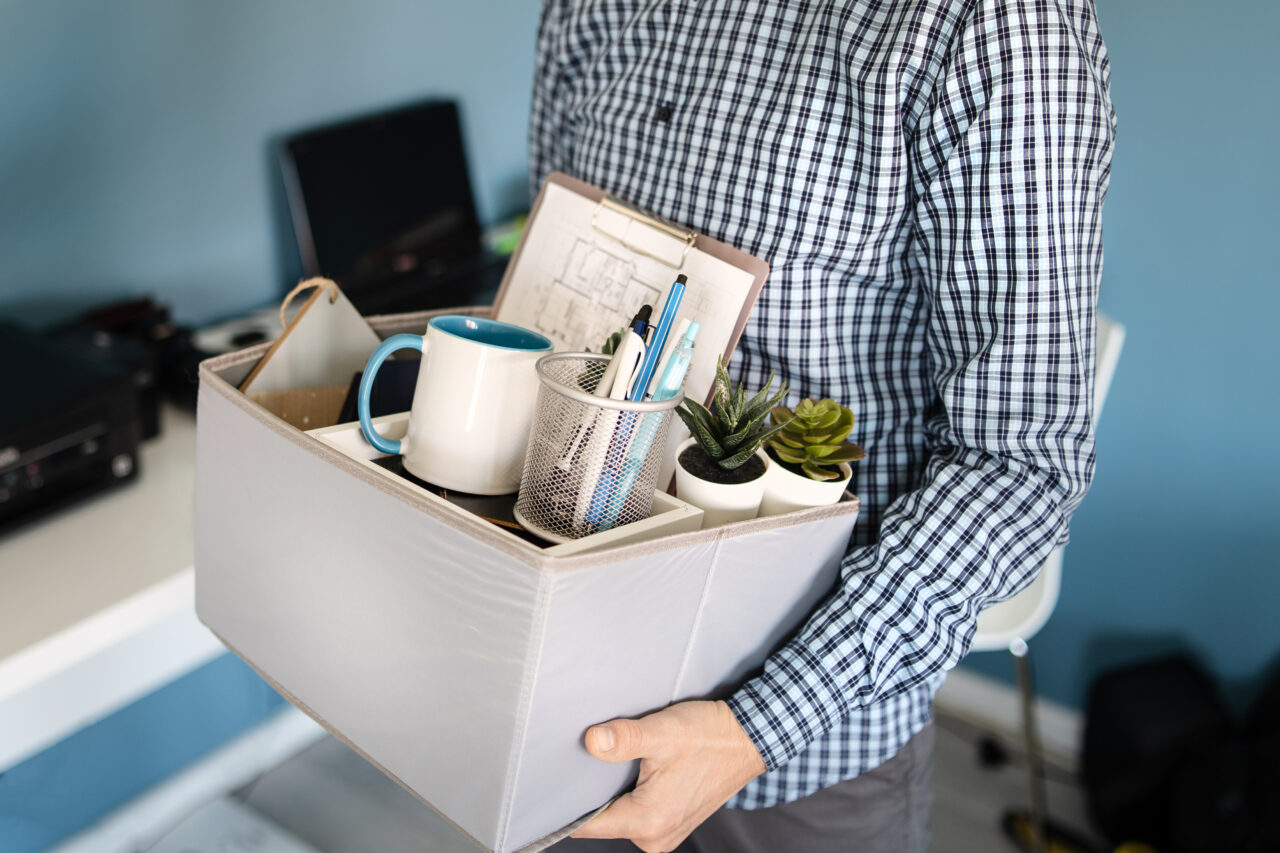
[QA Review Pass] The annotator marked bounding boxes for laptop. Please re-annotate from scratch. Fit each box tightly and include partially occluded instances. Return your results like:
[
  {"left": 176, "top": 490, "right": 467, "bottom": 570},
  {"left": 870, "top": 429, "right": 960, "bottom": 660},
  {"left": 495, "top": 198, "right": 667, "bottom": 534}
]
[{"left": 279, "top": 99, "right": 506, "bottom": 317}]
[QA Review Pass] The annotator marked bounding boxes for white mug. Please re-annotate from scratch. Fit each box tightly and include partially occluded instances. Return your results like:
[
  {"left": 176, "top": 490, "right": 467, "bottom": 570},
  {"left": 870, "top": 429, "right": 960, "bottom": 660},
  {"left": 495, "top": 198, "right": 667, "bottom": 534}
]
[{"left": 357, "top": 315, "right": 553, "bottom": 494}]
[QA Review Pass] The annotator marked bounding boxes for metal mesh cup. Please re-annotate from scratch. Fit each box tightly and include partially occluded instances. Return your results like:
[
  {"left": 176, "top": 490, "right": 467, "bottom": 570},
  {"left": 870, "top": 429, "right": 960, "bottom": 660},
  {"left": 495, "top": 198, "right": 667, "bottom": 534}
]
[{"left": 514, "top": 354, "right": 683, "bottom": 542}]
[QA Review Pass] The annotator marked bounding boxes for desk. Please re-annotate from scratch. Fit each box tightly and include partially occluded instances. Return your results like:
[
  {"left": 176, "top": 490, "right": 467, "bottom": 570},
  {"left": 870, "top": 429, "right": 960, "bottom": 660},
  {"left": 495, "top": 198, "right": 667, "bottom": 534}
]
[{"left": 0, "top": 404, "right": 225, "bottom": 769}]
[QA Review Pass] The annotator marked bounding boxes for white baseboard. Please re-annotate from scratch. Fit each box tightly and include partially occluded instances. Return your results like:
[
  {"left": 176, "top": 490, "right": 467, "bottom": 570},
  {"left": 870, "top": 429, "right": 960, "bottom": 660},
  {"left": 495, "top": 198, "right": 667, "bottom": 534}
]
[
  {"left": 935, "top": 667, "right": 1083, "bottom": 772},
  {"left": 0, "top": 570, "right": 226, "bottom": 770}
]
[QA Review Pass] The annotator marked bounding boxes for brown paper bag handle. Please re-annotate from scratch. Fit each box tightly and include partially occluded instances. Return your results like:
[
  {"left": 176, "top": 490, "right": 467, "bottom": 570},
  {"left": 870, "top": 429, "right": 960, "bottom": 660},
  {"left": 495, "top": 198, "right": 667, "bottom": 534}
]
[{"left": 280, "top": 277, "right": 339, "bottom": 331}]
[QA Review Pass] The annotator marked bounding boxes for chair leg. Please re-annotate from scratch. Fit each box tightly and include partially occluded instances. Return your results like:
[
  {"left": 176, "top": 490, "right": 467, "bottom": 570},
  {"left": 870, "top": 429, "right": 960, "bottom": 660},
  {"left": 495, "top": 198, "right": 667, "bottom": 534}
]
[{"left": 1010, "top": 638, "right": 1049, "bottom": 853}]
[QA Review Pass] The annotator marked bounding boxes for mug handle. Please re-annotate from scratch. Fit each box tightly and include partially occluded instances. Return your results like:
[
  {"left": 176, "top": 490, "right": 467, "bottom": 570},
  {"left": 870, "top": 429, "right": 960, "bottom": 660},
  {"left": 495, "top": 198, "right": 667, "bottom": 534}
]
[{"left": 358, "top": 333, "right": 427, "bottom": 455}]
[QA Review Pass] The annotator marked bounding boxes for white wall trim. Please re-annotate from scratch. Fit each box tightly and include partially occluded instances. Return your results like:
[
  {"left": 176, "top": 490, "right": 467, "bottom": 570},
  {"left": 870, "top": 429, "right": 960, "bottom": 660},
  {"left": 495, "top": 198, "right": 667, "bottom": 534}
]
[
  {"left": 0, "top": 569, "right": 225, "bottom": 770},
  {"left": 936, "top": 667, "right": 1083, "bottom": 772}
]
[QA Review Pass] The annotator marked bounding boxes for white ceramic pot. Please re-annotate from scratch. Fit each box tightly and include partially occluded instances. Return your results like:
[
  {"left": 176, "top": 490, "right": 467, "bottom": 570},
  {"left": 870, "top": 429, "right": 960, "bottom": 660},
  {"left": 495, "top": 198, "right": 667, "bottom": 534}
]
[
  {"left": 758, "top": 457, "right": 852, "bottom": 517},
  {"left": 673, "top": 438, "right": 768, "bottom": 529}
]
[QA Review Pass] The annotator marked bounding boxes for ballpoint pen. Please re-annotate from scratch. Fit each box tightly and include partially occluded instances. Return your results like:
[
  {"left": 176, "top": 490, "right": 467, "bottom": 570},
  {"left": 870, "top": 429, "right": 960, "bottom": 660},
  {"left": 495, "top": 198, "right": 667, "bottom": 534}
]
[
  {"left": 651, "top": 321, "right": 698, "bottom": 403},
  {"left": 573, "top": 304, "right": 651, "bottom": 525},
  {"left": 560, "top": 306, "right": 649, "bottom": 474},
  {"left": 595, "top": 282, "right": 688, "bottom": 524},
  {"left": 596, "top": 305, "right": 650, "bottom": 398},
  {"left": 596, "top": 322, "right": 699, "bottom": 530},
  {"left": 627, "top": 275, "right": 685, "bottom": 401}
]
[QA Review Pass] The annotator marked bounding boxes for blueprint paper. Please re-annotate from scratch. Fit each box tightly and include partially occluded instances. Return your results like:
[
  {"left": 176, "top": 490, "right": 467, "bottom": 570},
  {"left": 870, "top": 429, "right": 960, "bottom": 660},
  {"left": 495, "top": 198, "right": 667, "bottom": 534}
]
[
  {"left": 496, "top": 182, "right": 755, "bottom": 404},
  {"left": 495, "top": 181, "right": 760, "bottom": 479}
]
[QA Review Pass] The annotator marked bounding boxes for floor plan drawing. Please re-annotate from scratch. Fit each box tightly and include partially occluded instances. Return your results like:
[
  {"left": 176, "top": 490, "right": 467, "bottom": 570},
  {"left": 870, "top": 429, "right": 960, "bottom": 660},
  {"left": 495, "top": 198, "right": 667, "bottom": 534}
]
[
  {"left": 493, "top": 179, "right": 763, "bottom": 482},
  {"left": 533, "top": 239, "right": 661, "bottom": 347}
]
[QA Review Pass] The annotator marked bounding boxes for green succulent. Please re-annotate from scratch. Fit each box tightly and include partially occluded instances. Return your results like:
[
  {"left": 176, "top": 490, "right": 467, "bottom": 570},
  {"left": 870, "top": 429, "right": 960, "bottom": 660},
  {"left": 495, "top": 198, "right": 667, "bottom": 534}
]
[
  {"left": 767, "top": 398, "right": 867, "bottom": 481},
  {"left": 677, "top": 358, "right": 791, "bottom": 470}
]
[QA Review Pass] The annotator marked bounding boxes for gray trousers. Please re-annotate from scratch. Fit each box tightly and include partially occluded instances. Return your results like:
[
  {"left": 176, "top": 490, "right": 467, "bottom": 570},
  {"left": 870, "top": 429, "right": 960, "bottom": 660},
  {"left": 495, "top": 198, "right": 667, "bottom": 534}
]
[{"left": 551, "top": 722, "right": 934, "bottom": 853}]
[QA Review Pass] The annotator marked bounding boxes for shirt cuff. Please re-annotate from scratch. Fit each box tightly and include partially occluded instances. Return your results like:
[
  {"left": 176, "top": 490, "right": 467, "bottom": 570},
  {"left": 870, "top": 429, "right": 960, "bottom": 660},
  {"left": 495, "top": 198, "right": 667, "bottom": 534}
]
[{"left": 725, "top": 639, "right": 855, "bottom": 771}]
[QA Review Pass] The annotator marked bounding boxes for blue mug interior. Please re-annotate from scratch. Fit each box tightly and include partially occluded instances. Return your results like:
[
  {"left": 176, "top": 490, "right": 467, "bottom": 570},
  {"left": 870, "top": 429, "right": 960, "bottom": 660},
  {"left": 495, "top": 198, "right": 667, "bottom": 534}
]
[{"left": 429, "top": 315, "right": 553, "bottom": 352}]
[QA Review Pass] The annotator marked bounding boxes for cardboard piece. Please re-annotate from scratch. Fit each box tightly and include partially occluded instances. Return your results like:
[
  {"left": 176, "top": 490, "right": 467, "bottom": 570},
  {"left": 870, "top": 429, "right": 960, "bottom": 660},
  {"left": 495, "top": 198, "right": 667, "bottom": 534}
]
[
  {"left": 246, "top": 386, "right": 349, "bottom": 431},
  {"left": 240, "top": 278, "right": 383, "bottom": 429}
]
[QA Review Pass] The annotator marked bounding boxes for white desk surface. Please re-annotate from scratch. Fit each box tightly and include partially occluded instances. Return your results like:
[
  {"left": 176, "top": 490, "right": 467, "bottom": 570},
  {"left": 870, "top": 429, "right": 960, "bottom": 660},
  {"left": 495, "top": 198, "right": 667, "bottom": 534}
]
[
  {"left": 0, "top": 404, "right": 195, "bottom": 658},
  {"left": 0, "top": 404, "right": 224, "bottom": 769}
]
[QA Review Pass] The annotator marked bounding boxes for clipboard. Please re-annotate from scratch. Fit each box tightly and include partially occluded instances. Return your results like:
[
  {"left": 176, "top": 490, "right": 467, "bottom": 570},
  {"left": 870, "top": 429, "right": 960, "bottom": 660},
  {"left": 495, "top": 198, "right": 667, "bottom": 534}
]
[
  {"left": 492, "top": 171, "right": 769, "bottom": 404},
  {"left": 490, "top": 172, "right": 770, "bottom": 484}
]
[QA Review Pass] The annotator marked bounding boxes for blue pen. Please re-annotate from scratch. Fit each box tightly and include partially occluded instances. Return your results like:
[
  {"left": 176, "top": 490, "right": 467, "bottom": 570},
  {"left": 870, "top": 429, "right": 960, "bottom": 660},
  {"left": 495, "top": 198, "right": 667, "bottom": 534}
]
[
  {"left": 627, "top": 274, "right": 685, "bottom": 401},
  {"left": 596, "top": 322, "right": 699, "bottom": 530},
  {"left": 579, "top": 304, "right": 655, "bottom": 528},
  {"left": 589, "top": 279, "right": 685, "bottom": 528}
]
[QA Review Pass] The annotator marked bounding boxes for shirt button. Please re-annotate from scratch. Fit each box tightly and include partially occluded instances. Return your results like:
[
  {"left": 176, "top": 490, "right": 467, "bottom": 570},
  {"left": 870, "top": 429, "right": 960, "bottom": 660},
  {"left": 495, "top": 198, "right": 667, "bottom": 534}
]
[{"left": 654, "top": 103, "right": 674, "bottom": 123}]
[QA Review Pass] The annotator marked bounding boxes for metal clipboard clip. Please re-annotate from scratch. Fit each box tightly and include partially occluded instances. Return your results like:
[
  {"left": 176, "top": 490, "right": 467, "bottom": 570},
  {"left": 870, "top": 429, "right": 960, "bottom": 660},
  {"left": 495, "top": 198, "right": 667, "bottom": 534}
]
[{"left": 591, "top": 196, "right": 697, "bottom": 269}]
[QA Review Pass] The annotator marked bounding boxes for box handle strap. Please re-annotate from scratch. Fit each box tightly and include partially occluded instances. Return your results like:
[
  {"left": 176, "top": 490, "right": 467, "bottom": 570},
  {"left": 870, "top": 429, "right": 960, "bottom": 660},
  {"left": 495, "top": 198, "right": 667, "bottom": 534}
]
[{"left": 279, "top": 277, "right": 339, "bottom": 331}]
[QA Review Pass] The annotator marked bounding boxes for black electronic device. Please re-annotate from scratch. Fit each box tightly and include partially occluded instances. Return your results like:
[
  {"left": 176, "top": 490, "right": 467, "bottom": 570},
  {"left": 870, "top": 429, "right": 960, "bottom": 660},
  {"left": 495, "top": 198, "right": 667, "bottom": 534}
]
[
  {"left": 48, "top": 324, "right": 159, "bottom": 438},
  {"left": 279, "top": 99, "right": 505, "bottom": 316},
  {"left": 0, "top": 323, "right": 142, "bottom": 535},
  {"left": 50, "top": 297, "right": 205, "bottom": 414}
]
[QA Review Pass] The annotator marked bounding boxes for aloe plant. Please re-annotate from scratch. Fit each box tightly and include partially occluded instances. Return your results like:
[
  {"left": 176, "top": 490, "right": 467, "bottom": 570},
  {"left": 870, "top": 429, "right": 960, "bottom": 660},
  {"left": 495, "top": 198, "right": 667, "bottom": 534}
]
[
  {"left": 677, "top": 359, "right": 791, "bottom": 472},
  {"left": 767, "top": 398, "right": 866, "bottom": 481}
]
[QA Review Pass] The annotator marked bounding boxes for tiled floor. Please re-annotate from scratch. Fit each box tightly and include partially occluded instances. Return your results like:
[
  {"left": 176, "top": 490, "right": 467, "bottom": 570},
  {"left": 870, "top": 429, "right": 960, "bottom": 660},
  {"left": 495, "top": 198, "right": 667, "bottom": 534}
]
[
  {"left": 234, "top": 712, "right": 1108, "bottom": 852},
  {"left": 927, "top": 716, "right": 1106, "bottom": 853}
]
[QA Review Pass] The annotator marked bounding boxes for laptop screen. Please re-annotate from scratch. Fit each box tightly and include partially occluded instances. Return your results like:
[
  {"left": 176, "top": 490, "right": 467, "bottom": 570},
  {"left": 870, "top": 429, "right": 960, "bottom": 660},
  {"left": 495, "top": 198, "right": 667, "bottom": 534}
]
[{"left": 282, "top": 100, "right": 483, "bottom": 291}]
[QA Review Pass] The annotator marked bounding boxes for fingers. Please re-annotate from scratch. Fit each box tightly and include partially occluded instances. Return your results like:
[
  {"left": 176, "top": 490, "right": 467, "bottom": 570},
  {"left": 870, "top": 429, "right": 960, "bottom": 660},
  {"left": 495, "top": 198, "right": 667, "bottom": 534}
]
[
  {"left": 572, "top": 792, "right": 684, "bottom": 851},
  {"left": 584, "top": 717, "right": 649, "bottom": 762},
  {"left": 571, "top": 792, "right": 656, "bottom": 840},
  {"left": 571, "top": 703, "right": 751, "bottom": 853}
]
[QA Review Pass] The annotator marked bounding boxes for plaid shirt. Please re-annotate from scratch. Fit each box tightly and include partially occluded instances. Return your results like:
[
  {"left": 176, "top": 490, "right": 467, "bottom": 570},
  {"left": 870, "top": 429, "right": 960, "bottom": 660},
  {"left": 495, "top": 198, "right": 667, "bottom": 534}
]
[{"left": 531, "top": 0, "right": 1115, "bottom": 808}]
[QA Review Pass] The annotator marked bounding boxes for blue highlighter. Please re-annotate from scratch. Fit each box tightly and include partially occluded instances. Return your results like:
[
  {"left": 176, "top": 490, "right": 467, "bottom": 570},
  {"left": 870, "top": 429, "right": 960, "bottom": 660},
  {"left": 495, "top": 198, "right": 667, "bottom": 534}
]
[{"left": 627, "top": 274, "right": 685, "bottom": 401}]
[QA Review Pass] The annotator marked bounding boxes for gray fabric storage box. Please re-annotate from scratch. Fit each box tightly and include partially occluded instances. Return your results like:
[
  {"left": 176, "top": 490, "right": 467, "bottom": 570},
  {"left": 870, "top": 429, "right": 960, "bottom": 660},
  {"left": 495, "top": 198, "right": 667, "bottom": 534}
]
[{"left": 194, "top": 311, "right": 860, "bottom": 852}]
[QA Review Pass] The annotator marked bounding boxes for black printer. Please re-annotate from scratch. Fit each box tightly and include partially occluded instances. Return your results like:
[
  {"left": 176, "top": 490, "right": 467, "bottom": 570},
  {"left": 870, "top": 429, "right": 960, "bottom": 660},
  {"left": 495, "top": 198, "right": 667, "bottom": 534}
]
[{"left": 0, "top": 322, "right": 141, "bottom": 535}]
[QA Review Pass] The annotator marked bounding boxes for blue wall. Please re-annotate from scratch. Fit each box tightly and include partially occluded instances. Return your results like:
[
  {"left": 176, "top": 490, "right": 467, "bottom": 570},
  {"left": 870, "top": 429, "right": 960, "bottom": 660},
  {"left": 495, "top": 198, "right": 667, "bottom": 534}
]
[
  {"left": 962, "top": 0, "right": 1280, "bottom": 710},
  {"left": 0, "top": 0, "right": 539, "bottom": 326}
]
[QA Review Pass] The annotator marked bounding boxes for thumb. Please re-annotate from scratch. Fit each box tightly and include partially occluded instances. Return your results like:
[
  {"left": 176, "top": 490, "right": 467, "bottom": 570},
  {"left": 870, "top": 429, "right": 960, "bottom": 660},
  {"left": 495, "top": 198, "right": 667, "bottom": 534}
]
[{"left": 584, "top": 717, "right": 648, "bottom": 762}]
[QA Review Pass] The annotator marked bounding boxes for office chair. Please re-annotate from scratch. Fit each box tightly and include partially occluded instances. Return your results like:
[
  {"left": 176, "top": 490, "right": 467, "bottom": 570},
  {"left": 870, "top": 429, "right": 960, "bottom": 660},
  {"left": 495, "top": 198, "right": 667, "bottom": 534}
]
[{"left": 969, "top": 313, "right": 1126, "bottom": 853}]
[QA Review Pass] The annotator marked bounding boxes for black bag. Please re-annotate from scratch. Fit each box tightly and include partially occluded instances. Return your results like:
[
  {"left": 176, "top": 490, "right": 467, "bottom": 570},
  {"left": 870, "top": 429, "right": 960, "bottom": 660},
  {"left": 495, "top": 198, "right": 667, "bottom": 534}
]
[
  {"left": 1249, "top": 664, "right": 1280, "bottom": 851},
  {"left": 1083, "top": 654, "right": 1280, "bottom": 852},
  {"left": 1082, "top": 655, "right": 1238, "bottom": 851},
  {"left": 1164, "top": 735, "right": 1255, "bottom": 852}
]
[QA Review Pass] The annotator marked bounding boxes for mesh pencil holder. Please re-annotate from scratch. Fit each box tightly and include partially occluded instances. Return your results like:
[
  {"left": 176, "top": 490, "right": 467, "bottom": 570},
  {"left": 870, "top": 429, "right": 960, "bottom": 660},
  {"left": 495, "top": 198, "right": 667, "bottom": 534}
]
[{"left": 514, "top": 353, "right": 683, "bottom": 542}]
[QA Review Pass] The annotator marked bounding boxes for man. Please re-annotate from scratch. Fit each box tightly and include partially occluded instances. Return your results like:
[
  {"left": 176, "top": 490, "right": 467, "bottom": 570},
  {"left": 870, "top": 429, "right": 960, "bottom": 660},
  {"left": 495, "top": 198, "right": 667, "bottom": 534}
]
[{"left": 531, "top": 1, "right": 1115, "bottom": 850}]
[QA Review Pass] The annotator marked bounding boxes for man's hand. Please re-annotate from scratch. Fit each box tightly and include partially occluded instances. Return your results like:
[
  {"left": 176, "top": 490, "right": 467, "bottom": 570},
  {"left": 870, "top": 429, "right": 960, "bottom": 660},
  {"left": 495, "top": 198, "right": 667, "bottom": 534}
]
[{"left": 571, "top": 699, "right": 766, "bottom": 852}]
